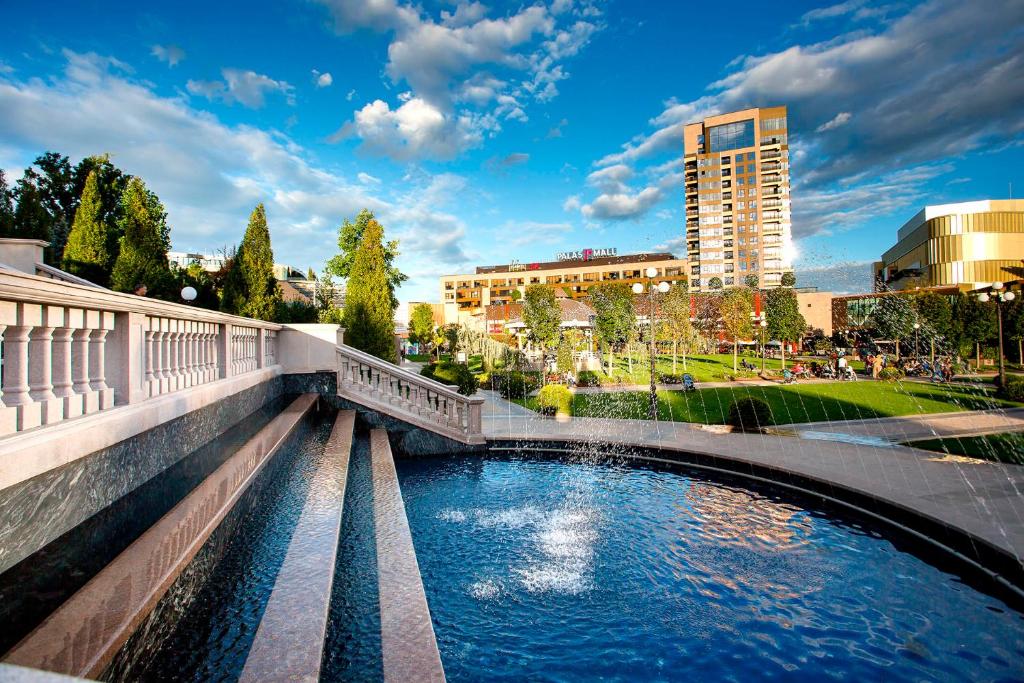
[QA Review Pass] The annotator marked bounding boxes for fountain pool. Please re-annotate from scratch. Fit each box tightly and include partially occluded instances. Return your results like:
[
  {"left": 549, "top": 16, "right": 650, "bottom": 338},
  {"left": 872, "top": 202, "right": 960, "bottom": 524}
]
[{"left": 397, "top": 454, "right": 1024, "bottom": 682}]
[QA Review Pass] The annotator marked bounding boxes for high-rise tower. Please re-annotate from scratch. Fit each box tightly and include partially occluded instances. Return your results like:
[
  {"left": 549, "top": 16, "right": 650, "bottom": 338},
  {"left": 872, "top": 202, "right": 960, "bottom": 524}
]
[{"left": 683, "top": 106, "right": 793, "bottom": 291}]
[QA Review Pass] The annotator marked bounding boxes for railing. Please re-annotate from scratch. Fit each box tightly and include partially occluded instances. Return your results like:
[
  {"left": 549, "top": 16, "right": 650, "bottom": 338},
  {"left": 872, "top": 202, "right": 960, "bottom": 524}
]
[
  {"left": 336, "top": 343, "right": 485, "bottom": 445},
  {"left": 0, "top": 270, "right": 282, "bottom": 436}
]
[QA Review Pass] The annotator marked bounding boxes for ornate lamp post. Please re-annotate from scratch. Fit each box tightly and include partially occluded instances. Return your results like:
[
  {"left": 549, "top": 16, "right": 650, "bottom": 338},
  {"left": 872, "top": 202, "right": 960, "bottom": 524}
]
[
  {"left": 978, "top": 282, "right": 1015, "bottom": 387},
  {"left": 913, "top": 321, "right": 920, "bottom": 359},
  {"left": 633, "top": 267, "right": 670, "bottom": 420}
]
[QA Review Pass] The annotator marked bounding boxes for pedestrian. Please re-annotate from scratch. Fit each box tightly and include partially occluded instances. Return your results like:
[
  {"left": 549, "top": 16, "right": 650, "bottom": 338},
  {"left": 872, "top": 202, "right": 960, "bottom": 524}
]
[
  {"left": 872, "top": 355, "right": 883, "bottom": 379},
  {"left": 133, "top": 283, "right": 148, "bottom": 297}
]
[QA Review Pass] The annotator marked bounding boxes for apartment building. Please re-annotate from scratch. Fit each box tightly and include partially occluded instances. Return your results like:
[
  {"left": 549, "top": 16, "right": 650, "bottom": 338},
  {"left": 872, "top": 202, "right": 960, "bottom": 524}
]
[
  {"left": 439, "top": 251, "right": 689, "bottom": 325},
  {"left": 683, "top": 106, "right": 794, "bottom": 292},
  {"left": 873, "top": 199, "right": 1024, "bottom": 290}
]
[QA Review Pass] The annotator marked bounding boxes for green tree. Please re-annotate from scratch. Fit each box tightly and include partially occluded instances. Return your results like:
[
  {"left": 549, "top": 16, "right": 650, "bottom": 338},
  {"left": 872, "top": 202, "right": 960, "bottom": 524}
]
[
  {"left": 708, "top": 276, "right": 723, "bottom": 290},
  {"left": 226, "top": 204, "right": 281, "bottom": 321},
  {"left": 326, "top": 208, "right": 407, "bottom": 308},
  {"left": 110, "top": 178, "right": 174, "bottom": 297},
  {"left": 72, "top": 154, "right": 128, "bottom": 270},
  {"left": 744, "top": 274, "right": 759, "bottom": 288},
  {"left": 409, "top": 303, "right": 436, "bottom": 349},
  {"left": 781, "top": 272, "right": 797, "bottom": 287},
  {"left": 0, "top": 170, "right": 15, "bottom": 236},
  {"left": 523, "top": 285, "right": 561, "bottom": 351},
  {"left": 765, "top": 287, "right": 805, "bottom": 369},
  {"left": 955, "top": 293, "right": 996, "bottom": 368},
  {"left": 1003, "top": 298, "right": 1024, "bottom": 363},
  {"left": 912, "top": 291, "right": 954, "bottom": 359},
  {"left": 12, "top": 171, "right": 53, "bottom": 242},
  {"left": 589, "top": 282, "right": 635, "bottom": 375},
  {"left": 510, "top": 288, "right": 522, "bottom": 301},
  {"left": 872, "top": 293, "right": 916, "bottom": 360},
  {"left": 720, "top": 287, "right": 754, "bottom": 372},
  {"left": 342, "top": 216, "right": 397, "bottom": 361},
  {"left": 62, "top": 170, "right": 109, "bottom": 284},
  {"left": 441, "top": 323, "right": 460, "bottom": 358},
  {"left": 307, "top": 267, "right": 317, "bottom": 280},
  {"left": 315, "top": 270, "right": 344, "bottom": 324},
  {"left": 660, "top": 282, "right": 695, "bottom": 373}
]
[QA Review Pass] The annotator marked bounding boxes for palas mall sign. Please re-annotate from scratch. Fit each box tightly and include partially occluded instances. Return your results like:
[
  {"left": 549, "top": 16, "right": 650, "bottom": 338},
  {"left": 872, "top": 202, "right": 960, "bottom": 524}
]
[{"left": 556, "top": 247, "right": 617, "bottom": 261}]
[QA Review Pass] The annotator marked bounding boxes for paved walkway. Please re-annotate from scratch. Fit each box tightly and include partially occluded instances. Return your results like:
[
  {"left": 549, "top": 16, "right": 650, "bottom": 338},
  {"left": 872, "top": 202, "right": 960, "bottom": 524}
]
[
  {"left": 479, "top": 391, "right": 1024, "bottom": 581},
  {"left": 777, "top": 408, "right": 1024, "bottom": 443}
]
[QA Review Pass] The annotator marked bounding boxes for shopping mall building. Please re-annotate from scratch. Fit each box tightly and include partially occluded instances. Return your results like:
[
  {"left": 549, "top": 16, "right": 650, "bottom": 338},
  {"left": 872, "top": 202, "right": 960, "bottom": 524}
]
[{"left": 439, "top": 250, "right": 689, "bottom": 325}]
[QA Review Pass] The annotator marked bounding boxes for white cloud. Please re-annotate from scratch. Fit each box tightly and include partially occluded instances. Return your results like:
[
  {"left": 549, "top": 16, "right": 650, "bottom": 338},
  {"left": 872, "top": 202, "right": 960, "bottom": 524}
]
[
  {"left": 357, "top": 171, "right": 381, "bottom": 184},
  {"left": 500, "top": 220, "right": 573, "bottom": 247},
  {"left": 318, "top": 0, "right": 602, "bottom": 160},
  {"left": 335, "top": 96, "right": 493, "bottom": 160},
  {"left": 313, "top": 70, "right": 333, "bottom": 88},
  {"left": 0, "top": 50, "right": 470, "bottom": 301},
  {"left": 577, "top": 0, "right": 1024, "bottom": 229},
  {"left": 653, "top": 235, "right": 686, "bottom": 254},
  {"left": 562, "top": 195, "right": 581, "bottom": 212},
  {"left": 346, "top": 88, "right": 356, "bottom": 101},
  {"left": 187, "top": 67, "right": 295, "bottom": 108},
  {"left": 151, "top": 44, "right": 185, "bottom": 67},
  {"left": 581, "top": 187, "right": 662, "bottom": 220},
  {"left": 816, "top": 111, "right": 851, "bottom": 132}
]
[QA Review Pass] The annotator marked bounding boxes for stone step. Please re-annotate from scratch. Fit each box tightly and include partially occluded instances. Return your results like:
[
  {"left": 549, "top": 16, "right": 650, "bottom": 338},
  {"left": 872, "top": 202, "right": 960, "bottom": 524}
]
[
  {"left": 238, "top": 409, "right": 355, "bottom": 683},
  {"left": 2, "top": 394, "right": 319, "bottom": 679},
  {"left": 370, "top": 428, "right": 447, "bottom": 682}
]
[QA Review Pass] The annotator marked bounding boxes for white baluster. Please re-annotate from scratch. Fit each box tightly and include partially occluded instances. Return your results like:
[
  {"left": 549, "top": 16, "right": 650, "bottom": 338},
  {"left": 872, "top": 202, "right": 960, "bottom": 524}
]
[
  {"left": 52, "top": 325, "right": 77, "bottom": 419},
  {"left": 2, "top": 311, "right": 37, "bottom": 431},
  {"left": 29, "top": 308, "right": 62, "bottom": 425},
  {"left": 144, "top": 323, "right": 156, "bottom": 396},
  {"left": 89, "top": 326, "right": 112, "bottom": 410}
]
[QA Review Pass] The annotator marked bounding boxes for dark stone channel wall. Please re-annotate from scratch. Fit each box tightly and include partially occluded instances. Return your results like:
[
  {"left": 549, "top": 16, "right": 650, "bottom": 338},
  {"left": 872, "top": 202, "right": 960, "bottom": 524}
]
[{"left": 0, "top": 377, "right": 284, "bottom": 577}]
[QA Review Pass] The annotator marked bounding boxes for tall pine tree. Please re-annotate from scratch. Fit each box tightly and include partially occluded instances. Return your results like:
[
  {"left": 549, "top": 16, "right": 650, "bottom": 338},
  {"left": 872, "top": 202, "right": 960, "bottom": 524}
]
[
  {"left": 221, "top": 204, "right": 281, "bottom": 321},
  {"left": 342, "top": 215, "right": 397, "bottom": 361},
  {"left": 12, "top": 172, "right": 53, "bottom": 242},
  {"left": 327, "top": 208, "right": 407, "bottom": 308},
  {"left": 110, "top": 178, "right": 173, "bottom": 297},
  {"left": 62, "top": 170, "right": 109, "bottom": 284},
  {"left": 0, "top": 170, "right": 14, "bottom": 237}
]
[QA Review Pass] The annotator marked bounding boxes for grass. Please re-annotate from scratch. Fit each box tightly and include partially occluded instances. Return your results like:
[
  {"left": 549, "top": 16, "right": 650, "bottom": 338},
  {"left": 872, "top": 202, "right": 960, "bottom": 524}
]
[
  {"left": 905, "top": 433, "right": 1024, "bottom": 464},
  {"left": 597, "top": 352, "right": 866, "bottom": 384},
  {"left": 405, "top": 353, "right": 433, "bottom": 362},
  {"left": 519, "top": 381, "right": 1020, "bottom": 425}
]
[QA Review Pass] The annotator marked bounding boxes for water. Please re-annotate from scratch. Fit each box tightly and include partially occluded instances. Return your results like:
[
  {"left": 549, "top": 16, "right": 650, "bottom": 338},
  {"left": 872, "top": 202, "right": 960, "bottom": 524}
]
[
  {"left": 397, "top": 455, "right": 1024, "bottom": 682},
  {"left": 128, "top": 412, "right": 334, "bottom": 682}
]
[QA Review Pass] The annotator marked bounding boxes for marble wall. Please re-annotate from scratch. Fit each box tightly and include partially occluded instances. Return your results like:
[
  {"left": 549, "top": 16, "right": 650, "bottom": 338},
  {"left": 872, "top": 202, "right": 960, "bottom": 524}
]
[{"left": 0, "top": 377, "right": 283, "bottom": 576}]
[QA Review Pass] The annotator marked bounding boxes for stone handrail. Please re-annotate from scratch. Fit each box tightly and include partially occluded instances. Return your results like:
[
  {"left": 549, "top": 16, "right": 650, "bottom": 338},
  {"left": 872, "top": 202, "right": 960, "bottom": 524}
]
[
  {"left": 0, "top": 269, "right": 281, "bottom": 437},
  {"left": 336, "top": 343, "right": 485, "bottom": 444}
]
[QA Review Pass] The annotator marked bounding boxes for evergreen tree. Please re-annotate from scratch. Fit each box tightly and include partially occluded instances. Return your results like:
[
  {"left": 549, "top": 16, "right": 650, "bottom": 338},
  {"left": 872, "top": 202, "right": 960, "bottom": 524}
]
[
  {"left": 0, "top": 170, "right": 15, "bottom": 237},
  {"left": 237, "top": 204, "right": 280, "bottom": 320},
  {"left": 72, "top": 154, "right": 128, "bottom": 271},
  {"left": 62, "top": 170, "right": 109, "bottom": 284},
  {"left": 110, "top": 178, "right": 174, "bottom": 297},
  {"left": 342, "top": 216, "right": 397, "bottom": 361},
  {"left": 781, "top": 272, "right": 797, "bottom": 287},
  {"left": 327, "top": 208, "right": 407, "bottom": 308},
  {"left": 409, "top": 303, "right": 436, "bottom": 348},
  {"left": 12, "top": 171, "right": 52, "bottom": 242},
  {"left": 31, "top": 152, "right": 77, "bottom": 264}
]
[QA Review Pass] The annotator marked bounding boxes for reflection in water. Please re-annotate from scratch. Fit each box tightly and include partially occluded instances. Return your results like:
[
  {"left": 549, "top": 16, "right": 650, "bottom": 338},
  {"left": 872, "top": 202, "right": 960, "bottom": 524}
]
[{"left": 398, "top": 455, "right": 1024, "bottom": 683}]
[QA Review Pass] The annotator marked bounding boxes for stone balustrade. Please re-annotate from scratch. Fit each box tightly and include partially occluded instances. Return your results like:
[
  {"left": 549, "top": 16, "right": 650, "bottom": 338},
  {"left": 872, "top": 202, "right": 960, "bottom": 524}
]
[
  {"left": 0, "top": 270, "right": 281, "bottom": 437},
  {"left": 336, "top": 343, "right": 485, "bottom": 444}
]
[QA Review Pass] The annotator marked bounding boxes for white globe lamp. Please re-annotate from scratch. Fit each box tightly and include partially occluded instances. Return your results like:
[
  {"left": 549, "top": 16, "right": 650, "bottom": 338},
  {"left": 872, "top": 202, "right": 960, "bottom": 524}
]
[{"left": 181, "top": 286, "right": 198, "bottom": 302}]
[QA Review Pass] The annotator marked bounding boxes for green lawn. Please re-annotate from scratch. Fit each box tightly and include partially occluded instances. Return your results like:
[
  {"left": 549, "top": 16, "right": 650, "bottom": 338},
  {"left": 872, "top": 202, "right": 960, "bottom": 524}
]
[
  {"left": 596, "top": 352, "right": 865, "bottom": 384},
  {"left": 522, "top": 381, "right": 1019, "bottom": 425},
  {"left": 906, "top": 433, "right": 1024, "bottom": 465},
  {"left": 406, "top": 353, "right": 433, "bottom": 362}
]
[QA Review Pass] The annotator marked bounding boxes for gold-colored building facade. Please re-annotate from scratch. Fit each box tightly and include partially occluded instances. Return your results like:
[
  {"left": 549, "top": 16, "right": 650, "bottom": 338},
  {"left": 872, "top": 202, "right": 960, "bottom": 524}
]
[
  {"left": 683, "top": 106, "right": 794, "bottom": 292},
  {"left": 874, "top": 200, "right": 1024, "bottom": 290}
]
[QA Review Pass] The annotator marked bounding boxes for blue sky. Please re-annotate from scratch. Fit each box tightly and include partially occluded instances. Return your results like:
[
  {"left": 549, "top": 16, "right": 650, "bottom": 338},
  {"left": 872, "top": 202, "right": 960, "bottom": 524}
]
[{"left": 1, "top": 0, "right": 1022, "bottom": 301}]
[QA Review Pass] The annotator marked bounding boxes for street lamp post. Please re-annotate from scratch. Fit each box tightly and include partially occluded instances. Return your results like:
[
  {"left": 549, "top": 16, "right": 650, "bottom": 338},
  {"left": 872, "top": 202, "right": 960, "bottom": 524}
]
[
  {"left": 978, "top": 281, "right": 1016, "bottom": 387},
  {"left": 633, "top": 267, "right": 670, "bottom": 421},
  {"left": 913, "top": 322, "right": 920, "bottom": 359}
]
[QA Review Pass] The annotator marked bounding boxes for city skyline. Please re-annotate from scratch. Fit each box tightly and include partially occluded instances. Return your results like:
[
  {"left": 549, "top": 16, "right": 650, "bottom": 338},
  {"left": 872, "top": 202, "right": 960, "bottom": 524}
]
[{"left": 0, "top": 0, "right": 1022, "bottom": 302}]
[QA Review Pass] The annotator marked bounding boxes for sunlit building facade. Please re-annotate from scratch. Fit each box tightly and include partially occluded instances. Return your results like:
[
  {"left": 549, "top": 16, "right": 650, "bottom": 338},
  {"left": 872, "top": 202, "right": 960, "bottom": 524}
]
[
  {"left": 873, "top": 200, "right": 1024, "bottom": 290},
  {"left": 683, "top": 106, "right": 794, "bottom": 292}
]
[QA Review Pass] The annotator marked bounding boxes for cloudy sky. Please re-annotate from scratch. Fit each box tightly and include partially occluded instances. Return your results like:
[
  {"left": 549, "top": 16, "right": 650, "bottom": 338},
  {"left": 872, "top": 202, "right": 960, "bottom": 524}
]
[{"left": 1, "top": 0, "right": 1022, "bottom": 299}]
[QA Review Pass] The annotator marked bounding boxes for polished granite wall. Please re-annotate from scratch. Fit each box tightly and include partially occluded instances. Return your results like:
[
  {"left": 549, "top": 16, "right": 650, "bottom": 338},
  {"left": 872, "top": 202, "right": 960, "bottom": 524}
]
[
  {"left": 0, "top": 377, "right": 284, "bottom": 576},
  {"left": 286, "top": 372, "right": 486, "bottom": 457}
]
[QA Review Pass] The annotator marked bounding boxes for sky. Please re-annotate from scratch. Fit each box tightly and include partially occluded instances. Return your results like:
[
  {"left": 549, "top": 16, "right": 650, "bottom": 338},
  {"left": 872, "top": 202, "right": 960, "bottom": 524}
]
[{"left": 0, "top": 0, "right": 1022, "bottom": 302}]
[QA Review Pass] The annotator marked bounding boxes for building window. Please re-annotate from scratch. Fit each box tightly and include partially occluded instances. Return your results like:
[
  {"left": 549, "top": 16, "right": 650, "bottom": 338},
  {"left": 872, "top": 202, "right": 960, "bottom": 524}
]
[
  {"left": 760, "top": 117, "right": 786, "bottom": 131},
  {"left": 746, "top": 164, "right": 755, "bottom": 173},
  {"left": 736, "top": 177, "right": 744, "bottom": 186},
  {"left": 707, "top": 119, "right": 755, "bottom": 153}
]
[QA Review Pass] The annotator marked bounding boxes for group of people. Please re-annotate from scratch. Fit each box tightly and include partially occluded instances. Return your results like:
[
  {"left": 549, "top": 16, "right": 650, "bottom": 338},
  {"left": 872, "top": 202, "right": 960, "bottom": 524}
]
[
  {"left": 792, "top": 357, "right": 857, "bottom": 381},
  {"left": 894, "top": 356, "right": 956, "bottom": 382}
]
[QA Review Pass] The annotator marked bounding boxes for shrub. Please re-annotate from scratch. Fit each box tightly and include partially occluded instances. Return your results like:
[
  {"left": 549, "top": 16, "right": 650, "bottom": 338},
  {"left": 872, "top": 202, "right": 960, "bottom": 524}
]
[
  {"left": 477, "top": 371, "right": 491, "bottom": 389},
  {"left": 726, "top": 397, "right": 772, "bottom": 431},
  {"left": 877, "top": 367, "right": 905, "bottom": 382},
  {"left": 536, "top": 384, "right": 572, "bottom": 416},
  {"left": 658, "top": 373, "right": 684, "bottom": 384},
  {"left": 577, "top": 370, "right": 602, "bottom": 387},
  {"left": 420, "top": 362, "right": 479, "bottom": 396},
  {"left": 1000, "top": 377, "right": 1024, "bottom": 402},
  {"left": 492, "top": 370, "right": 540, "bottom": 399}
]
